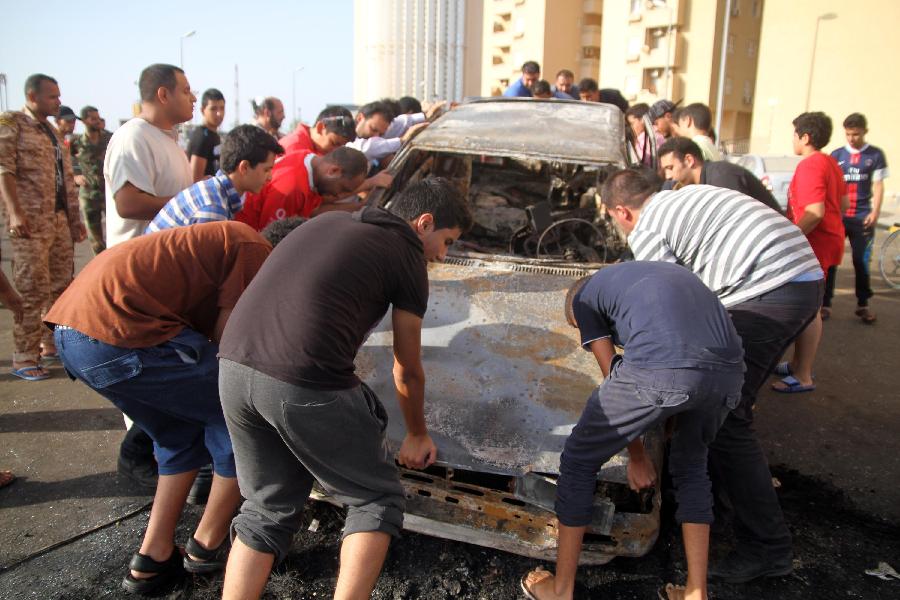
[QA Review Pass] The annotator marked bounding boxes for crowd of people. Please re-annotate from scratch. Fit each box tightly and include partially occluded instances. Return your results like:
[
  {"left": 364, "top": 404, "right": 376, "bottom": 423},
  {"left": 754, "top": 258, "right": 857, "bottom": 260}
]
[{"left": 0, "top": 57, "right": 888, "bottom": 600}]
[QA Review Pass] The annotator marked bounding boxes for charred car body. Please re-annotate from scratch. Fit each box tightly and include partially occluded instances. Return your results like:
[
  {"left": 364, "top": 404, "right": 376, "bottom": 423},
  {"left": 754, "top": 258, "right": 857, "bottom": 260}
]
[{"left": 314, "top": 99, "right": 662, "bottom": 564}]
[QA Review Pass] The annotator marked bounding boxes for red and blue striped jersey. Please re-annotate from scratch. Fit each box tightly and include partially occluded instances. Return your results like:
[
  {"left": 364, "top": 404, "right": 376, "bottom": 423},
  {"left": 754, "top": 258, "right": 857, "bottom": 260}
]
[{"left": 830, "top": 144, "right": 889, "bottom": 219}]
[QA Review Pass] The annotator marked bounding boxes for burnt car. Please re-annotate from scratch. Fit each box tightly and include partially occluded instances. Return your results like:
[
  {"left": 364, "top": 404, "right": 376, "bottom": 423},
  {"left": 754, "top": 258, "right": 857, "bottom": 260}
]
[{"left": 313, "top": 98, "right": 663, "bottom": 564}]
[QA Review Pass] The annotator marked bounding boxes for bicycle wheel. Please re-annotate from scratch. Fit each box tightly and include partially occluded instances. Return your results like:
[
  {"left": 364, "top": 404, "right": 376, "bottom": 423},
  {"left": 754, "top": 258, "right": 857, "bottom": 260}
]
[{"left": 879, "top": 228, "right": 900, "bottom": 289}]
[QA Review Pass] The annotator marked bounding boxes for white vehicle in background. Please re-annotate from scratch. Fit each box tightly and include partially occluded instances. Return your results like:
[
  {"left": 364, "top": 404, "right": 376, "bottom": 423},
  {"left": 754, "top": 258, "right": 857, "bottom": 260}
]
[{"left": 731, "top": 154, "right": 802, "bottom": 211}]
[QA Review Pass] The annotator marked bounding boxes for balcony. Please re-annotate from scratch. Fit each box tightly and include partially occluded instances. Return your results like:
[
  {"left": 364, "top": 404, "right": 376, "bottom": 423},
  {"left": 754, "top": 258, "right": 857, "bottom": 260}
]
[
  {"left": 581, "top": 24, "right": 602, "bottom": 47},
  {"left": 640, "top": 35, "right": 684, "bottom": 69},
  {"left": 640, "top": 0, "right": 684, "bottom": 29},
  {"left": 582, "top": 0, "right": 602, "bottom": 14}
]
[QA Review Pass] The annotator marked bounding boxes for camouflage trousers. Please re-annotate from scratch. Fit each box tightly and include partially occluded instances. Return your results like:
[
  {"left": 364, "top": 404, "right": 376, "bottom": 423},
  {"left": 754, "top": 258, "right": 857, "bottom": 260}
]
[
  {"left": 79, "top": 194, "right": 105, "bottom": 255},
  {"left": 9, "top": 210, "right": 74, "bottom": 363}
]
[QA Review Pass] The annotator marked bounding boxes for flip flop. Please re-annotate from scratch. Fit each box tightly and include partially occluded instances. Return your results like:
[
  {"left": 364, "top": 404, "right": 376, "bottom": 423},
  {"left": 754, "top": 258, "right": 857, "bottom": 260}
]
[
  {"left": 657, "top": 583, "right": 686, "bottom": 599},
  {"left": 0, "top": 470, "right": 16, "bottom": 489},
  {"left": 10, "top": 366, "right": 50, "bottom": 381},
  {"left": 772, "top": 375, "right": 815, "bottom": 394},
  {"left": 520, "top": 569, "right": 549, "bottom": 599},
  {"left": 855, "top": 307, "right": 876, "bottom": 324}
]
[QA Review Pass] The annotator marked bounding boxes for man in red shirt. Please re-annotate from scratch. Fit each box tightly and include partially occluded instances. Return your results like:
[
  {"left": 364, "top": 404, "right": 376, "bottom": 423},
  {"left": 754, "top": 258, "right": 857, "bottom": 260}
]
[
  {"left": 235, "top": 146, "right": 368, "bottom": 230},
  {"left": 278, "top": 106, "right": 356, "bottom": 156},
  {"left": 775, "top": 112, "right": 847, "bottom": 393}
]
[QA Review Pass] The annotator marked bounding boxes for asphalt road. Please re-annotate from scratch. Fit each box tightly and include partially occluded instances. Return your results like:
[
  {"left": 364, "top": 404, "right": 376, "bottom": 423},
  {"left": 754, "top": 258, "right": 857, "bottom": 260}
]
[{"left": 1, "top": 223, "right": 898, "bottom": 599}]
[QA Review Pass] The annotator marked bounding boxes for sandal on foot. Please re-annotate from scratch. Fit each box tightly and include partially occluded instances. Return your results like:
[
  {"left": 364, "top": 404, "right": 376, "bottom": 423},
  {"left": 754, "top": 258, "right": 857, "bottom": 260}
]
[
  {"left": 773, "top": 362, "right": 793, "bottom": 377},
  {"left": 121, "top": 549, "right": 185, "bottom": 595},
  {"left": 10, "top": 365, "right": 50, "bottom": 381},
  {"left": 855, "top": 307, "right": 876, "bottom": 324},
  {"left": 772, "top": 375, "right": 816, "bottom": 394},
  {"left": 520, "top": 568, "right": 550, "bottom": 599},
  {"left": 0, "top": 470, "right": 16, "bottom": 489},
  {"left": 820, "top": 306, "right": 831, "bottom": 321},
  {"left": 657, "top": 583, "right": 686, "bottom": 600},
  {"left": 183, "top": 536, "right": 229, "bottom": 574}
]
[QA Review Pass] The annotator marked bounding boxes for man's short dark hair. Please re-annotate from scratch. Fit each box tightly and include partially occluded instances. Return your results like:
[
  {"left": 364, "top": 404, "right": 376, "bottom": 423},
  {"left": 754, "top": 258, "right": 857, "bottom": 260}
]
[
  {"left": 792, "top": 112, "right": 833, "bottom": 150},
  {"left": 358, "top": 100, "right": 397, "bottom": 124},
  {"left": 579, "top": 78, "right": 599, "bottom": 93},
  {"left": 388, "top": 177, "right": 473, "bottom": 232},
  {"left": 564, "top": 276, "right": 591, "bottom": 328},
  {"left": 556, "top": 69, "right": 574, "bottom": 79},
  {"left": 601, "top": 168, "right": 662, "bottom": 210},
  {"left": 219, "top": 124, "right": 285, "bottom": 173},
  {"left": 24, "top": 74, "right": 58, "bottom": 95},
  {"left": 625, "top": 103, "right": 649, "bottom": 120},
  {"left": 80, "top": 105, "right": 99, "bottom": 120},
  {"left": 675, "top": 103, "right": 713, "bottom": 132},
  {"left": 522, "top": 61, "right": 541, "bottom": 75},
  {"left": 658, "top": 137, "right": 705, "bottom": 163},
  {"left": 398, "top": 96, "right": 422, "bottom": 114},
  {"left": 139, "top": 64, "right": 184, "bottom": 103},
  {"left": 201, "top": 88, "right": 225, "bottom": 109},
  {"left": 532, "top": 80, "right": 552, "bottom": 96},
  {"left": 843, "top": 112, "right": 867, "bottom": 130},
  {"left": 379, "top": 98, "right": 402, "bottom": 119},
  {"left": 261, "top": 216, "right": 306, "bottom": 247},
  {"left": 316, "top": 106, "right": 356, "bottom": 140},
  {"left": 322, "top": 146, "right": 369, "bottom": 180},
  {"left": 600, "top": 89, "right": 629, "bottom": 113}
]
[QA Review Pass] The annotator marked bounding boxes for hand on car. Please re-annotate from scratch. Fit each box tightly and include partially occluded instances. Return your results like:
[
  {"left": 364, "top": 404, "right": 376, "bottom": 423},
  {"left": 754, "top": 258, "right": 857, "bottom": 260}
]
[
  {"left": 401, "top": 122, "right": 429, "bottom": 143},
  {"left": 398, "top": 432, "right": 437, "bottom": 470},
  {"left": 627, "top": 453, "right": 657, "bottom": 491}
]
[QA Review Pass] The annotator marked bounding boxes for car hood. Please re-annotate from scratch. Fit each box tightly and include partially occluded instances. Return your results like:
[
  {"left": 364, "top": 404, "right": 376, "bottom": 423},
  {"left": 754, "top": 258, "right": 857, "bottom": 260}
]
[
  {"left": 357, "top": 256, "right": 614, "bottom": 478},
  {"left": 409, "top": 98, "right": 628, "bottom": 165}
]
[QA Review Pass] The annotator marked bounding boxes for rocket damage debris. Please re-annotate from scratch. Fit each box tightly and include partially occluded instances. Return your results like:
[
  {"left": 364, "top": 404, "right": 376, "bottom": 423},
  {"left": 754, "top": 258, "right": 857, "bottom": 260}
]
[{"left": 313, "top": 99, "right": 663, "bottom": 565}]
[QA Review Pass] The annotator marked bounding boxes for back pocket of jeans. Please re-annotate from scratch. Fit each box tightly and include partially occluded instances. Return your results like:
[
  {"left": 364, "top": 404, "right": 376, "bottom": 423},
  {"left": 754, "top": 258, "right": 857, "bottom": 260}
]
[
  {"left": 635, "top": 386, "right": 690, "bottom": 408},
  {"left": 79, "top": 352, "right": 142, "bottom": 389}
]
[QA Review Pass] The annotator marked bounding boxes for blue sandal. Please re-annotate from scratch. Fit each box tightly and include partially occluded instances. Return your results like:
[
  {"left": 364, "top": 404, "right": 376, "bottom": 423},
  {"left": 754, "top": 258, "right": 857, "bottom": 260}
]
[
  {"left": 772, "top": 375, "right": 815, "bottom": 394},
  {"left": 10, "top": 366, "right": 50, "bottom": 381}
]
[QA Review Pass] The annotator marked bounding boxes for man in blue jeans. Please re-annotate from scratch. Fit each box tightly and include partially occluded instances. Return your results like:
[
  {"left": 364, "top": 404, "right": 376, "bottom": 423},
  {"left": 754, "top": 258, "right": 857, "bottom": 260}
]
[{"left": 44, "top": 221, "right": 274, "bottom": 595}]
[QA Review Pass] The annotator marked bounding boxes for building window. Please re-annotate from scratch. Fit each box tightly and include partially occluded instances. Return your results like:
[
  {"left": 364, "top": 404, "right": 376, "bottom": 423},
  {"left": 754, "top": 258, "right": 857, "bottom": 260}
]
[
  {"left": 727, "top": 34, "right": 735, "bottom": 54},
  {"left": 627, "top": 36, "right": 642, "bottom": 60},
  {"left": 643, "top": 69, "right": 662, "bottom": 95},
  {"left": 752, "top": 0, "right": 762, "bottom": 18},
  {"left": 724, "top": 77, "right": 733, "bottom": 95},
  {"left": 583, "top": 46, "right": 601, "bottom": 59},
  {"left": 747, "top": 39, "right": 757, "bottom": 58},
  {"left": 743, "top": 80, "right": 753, "bottom": 104},
  {"left": 625, "top": 74, "right": 640, "bottom": 97},
  {"left": 646, "top": 27, "right": 668, "bottom": 51},
  {"left": 630, "top": 0, "right": 642, "bottom": 18},
  {"left": 731, "top": 0, "right": 741, "bottom": 17}
]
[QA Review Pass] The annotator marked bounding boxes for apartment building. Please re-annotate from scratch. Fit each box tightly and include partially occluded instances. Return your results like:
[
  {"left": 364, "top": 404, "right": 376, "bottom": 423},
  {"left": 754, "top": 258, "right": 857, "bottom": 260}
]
[{"left": 353, "top": 0, "right": 484, "bottom": 105}]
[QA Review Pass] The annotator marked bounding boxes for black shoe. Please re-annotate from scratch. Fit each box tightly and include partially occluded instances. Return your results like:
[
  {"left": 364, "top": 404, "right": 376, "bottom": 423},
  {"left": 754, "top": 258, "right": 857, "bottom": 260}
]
[
  {"left": 709, "top": 551, "right": 793, "bottom": 583},
  {"left": 122, "top": 548, "right": 185, "bottom": 594},
  {"left": 187, "top": 465, "right": 213, "bottom": 506},
  {"left": 183, "top": 535, "right": 230, "bottom": 574},
  {"left": 117, "top": 454, "right": 158, "bottom": 489}
]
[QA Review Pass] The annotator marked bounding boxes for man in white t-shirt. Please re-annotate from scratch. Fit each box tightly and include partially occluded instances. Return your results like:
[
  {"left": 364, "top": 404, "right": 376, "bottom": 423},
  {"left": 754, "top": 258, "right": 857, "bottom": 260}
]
[
  {"left": 102, "top": 63, "right": 195, "bottom": 490},
  {"left": 674, "top": 102, "right": 722, "bottom": 161},
  {"left": 104, "top": 63, "right": 194, "bottom": 247}
]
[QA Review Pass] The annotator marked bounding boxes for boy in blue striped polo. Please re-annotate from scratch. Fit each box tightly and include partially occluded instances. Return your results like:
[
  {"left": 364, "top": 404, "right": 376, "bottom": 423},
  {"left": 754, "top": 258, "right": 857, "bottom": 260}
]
[{"left": 146, "top": 125, "right": 283, "bottom": 232}]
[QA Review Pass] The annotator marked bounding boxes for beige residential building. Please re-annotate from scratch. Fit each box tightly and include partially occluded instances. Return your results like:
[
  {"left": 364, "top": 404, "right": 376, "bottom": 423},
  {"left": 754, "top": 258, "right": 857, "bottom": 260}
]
[
  {"left": 353, "top": 0, "right": 484, "bottom": 104},
  {"left": 600, "top": 0, "right": 764, "bottom": 145},
  {"left": 749, "top": 0, "right": 898, "bottom": 200}
]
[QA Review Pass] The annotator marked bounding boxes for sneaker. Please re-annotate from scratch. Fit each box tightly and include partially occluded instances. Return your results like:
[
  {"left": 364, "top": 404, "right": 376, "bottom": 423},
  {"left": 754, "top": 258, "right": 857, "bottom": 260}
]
[
  {"left": 187, "top": 465, "right": 213, "bottom": 506},
  {"left": 117, "top": 455, "right": 159, "bottom": 490},
  {"left": 709, "top": 551, "right": 793, "bottom": 583}
]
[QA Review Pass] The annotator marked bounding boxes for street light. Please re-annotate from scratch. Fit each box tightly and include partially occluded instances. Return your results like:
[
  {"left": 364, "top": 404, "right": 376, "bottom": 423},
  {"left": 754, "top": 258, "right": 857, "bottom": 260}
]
[
  {"left": 292, "top": 66, "right": 305, "bottom": 126},
  {"left": 180, "top": 30, "right": 197, "bottom": 69},
  {"left": 805, "top": 13, "right": 837, "bottom": 111}
]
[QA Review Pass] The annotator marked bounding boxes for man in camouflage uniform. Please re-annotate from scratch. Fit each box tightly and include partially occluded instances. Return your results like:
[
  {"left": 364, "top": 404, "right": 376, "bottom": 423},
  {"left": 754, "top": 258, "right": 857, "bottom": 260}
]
[
  {"left": 70, "top": 106, "right": 111, "bottom": 254},
  {"left": 0, "top": 73, "right": 86, "bottom": 381}
]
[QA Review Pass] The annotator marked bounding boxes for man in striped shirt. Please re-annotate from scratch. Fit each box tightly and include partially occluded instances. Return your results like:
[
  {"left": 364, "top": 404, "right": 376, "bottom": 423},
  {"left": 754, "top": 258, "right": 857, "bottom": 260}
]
[
  {"left": 147, "top": 125, "right": 283, "bottom": 232},
  {"left": 602, "top": 169, "right": 823, "bottom": 584}
]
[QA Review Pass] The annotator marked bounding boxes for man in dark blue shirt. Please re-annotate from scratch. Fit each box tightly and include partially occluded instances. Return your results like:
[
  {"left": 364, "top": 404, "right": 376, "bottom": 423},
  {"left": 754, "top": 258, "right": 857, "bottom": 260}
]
[
  {"left": 503, "top": 61, "right": 541, "bottom": 97},
  {"left": 522, "top": 261, "right": 744, "bottom": 600}
]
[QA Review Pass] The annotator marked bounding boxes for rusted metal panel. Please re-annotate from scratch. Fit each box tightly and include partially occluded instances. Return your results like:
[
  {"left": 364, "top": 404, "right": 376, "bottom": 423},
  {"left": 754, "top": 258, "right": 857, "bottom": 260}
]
[{"left": 407, "top": 98, "right": 628, "bottom": 166}]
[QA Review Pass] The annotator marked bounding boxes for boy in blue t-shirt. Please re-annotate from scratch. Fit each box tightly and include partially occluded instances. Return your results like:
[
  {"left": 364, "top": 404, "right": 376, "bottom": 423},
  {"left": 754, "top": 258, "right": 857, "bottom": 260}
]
[{"left": 826, "top": 113, "right": 889, "bottom": 323}]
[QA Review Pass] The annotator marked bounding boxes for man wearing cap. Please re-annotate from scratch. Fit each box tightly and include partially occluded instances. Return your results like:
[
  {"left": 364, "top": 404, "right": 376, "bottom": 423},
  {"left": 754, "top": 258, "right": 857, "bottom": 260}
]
[
  {"left": 55, "top": 106, "right": 78, "bottom": 149},
  {"left": 650, "top": 99, "right": 679, "bottom": 141},
  {"left": 0, "top": 73, "right": 86, "bottom": 381},
  {"left": 71, "top": 106, "right": 112, "bottom": 254}
]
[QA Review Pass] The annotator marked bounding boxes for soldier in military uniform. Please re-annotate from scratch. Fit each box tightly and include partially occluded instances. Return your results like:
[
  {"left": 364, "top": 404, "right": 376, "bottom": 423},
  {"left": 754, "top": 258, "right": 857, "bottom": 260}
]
[
  {"left": 0, "top": 73, "right": 86, "bottom": 381},
  {"left": 71, "top": 106, "right": 111, "bottom": 254}
]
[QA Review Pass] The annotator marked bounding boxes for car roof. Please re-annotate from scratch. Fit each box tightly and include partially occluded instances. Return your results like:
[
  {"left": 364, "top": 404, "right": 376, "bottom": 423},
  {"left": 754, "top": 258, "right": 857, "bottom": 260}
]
[{"left": 409, "top": 97, "right": 628, "bottom": 166}]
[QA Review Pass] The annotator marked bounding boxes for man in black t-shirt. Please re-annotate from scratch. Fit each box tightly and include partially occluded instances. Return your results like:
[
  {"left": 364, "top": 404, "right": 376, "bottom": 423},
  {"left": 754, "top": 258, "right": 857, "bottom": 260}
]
[
  {"left": 187, "top": 88, "right": 225, "bottom": 182},
  {"left": 659, "top": 137, "right": 783, "bottom": 213},
  {"left": 218, "top": 178, "right": 472, "bottom": 600}
]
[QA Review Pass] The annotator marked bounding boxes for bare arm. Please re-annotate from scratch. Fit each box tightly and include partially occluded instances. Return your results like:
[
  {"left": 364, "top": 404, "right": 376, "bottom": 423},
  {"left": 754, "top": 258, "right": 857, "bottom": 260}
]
[
  {"left": 211, "top": 307, "right": 232, "bottom": 344},
  {"left": 796, "top": 201, "right": 825, "bottom": 235},
  {"left": 588, "top": 337, "right": 616, "bottom": 378},
  {"left": 863, "top": 180, "right": 884, "bottom": 229},
  {"left": 113, "top": 181, "right": 173, "bottom": 220},
  {"left": 392, "top": 307, "right": 436, "bottom": 470},
  {"left": 0, "top": 172, "right": 31, "bottom": 237},
  {"left": 190, "top": 155, "right": 208, "bottom": 183}
]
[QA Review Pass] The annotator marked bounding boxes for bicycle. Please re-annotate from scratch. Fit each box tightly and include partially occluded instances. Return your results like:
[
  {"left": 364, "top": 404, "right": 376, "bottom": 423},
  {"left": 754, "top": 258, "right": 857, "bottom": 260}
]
[{"left": 879, "top": 222, "right": 900, "bottom": 289}]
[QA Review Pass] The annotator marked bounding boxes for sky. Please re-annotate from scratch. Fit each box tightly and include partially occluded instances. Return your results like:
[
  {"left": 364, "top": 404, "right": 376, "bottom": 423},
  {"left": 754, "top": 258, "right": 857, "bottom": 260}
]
[{"left": 0, "top": 0, "right": 354, "bottom": 132}]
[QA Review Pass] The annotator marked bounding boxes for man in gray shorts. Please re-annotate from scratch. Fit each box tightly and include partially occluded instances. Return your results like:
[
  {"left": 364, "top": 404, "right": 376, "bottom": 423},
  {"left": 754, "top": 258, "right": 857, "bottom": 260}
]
[{"left": 217, "top": 177, "right": 472, "bottom": 600}]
